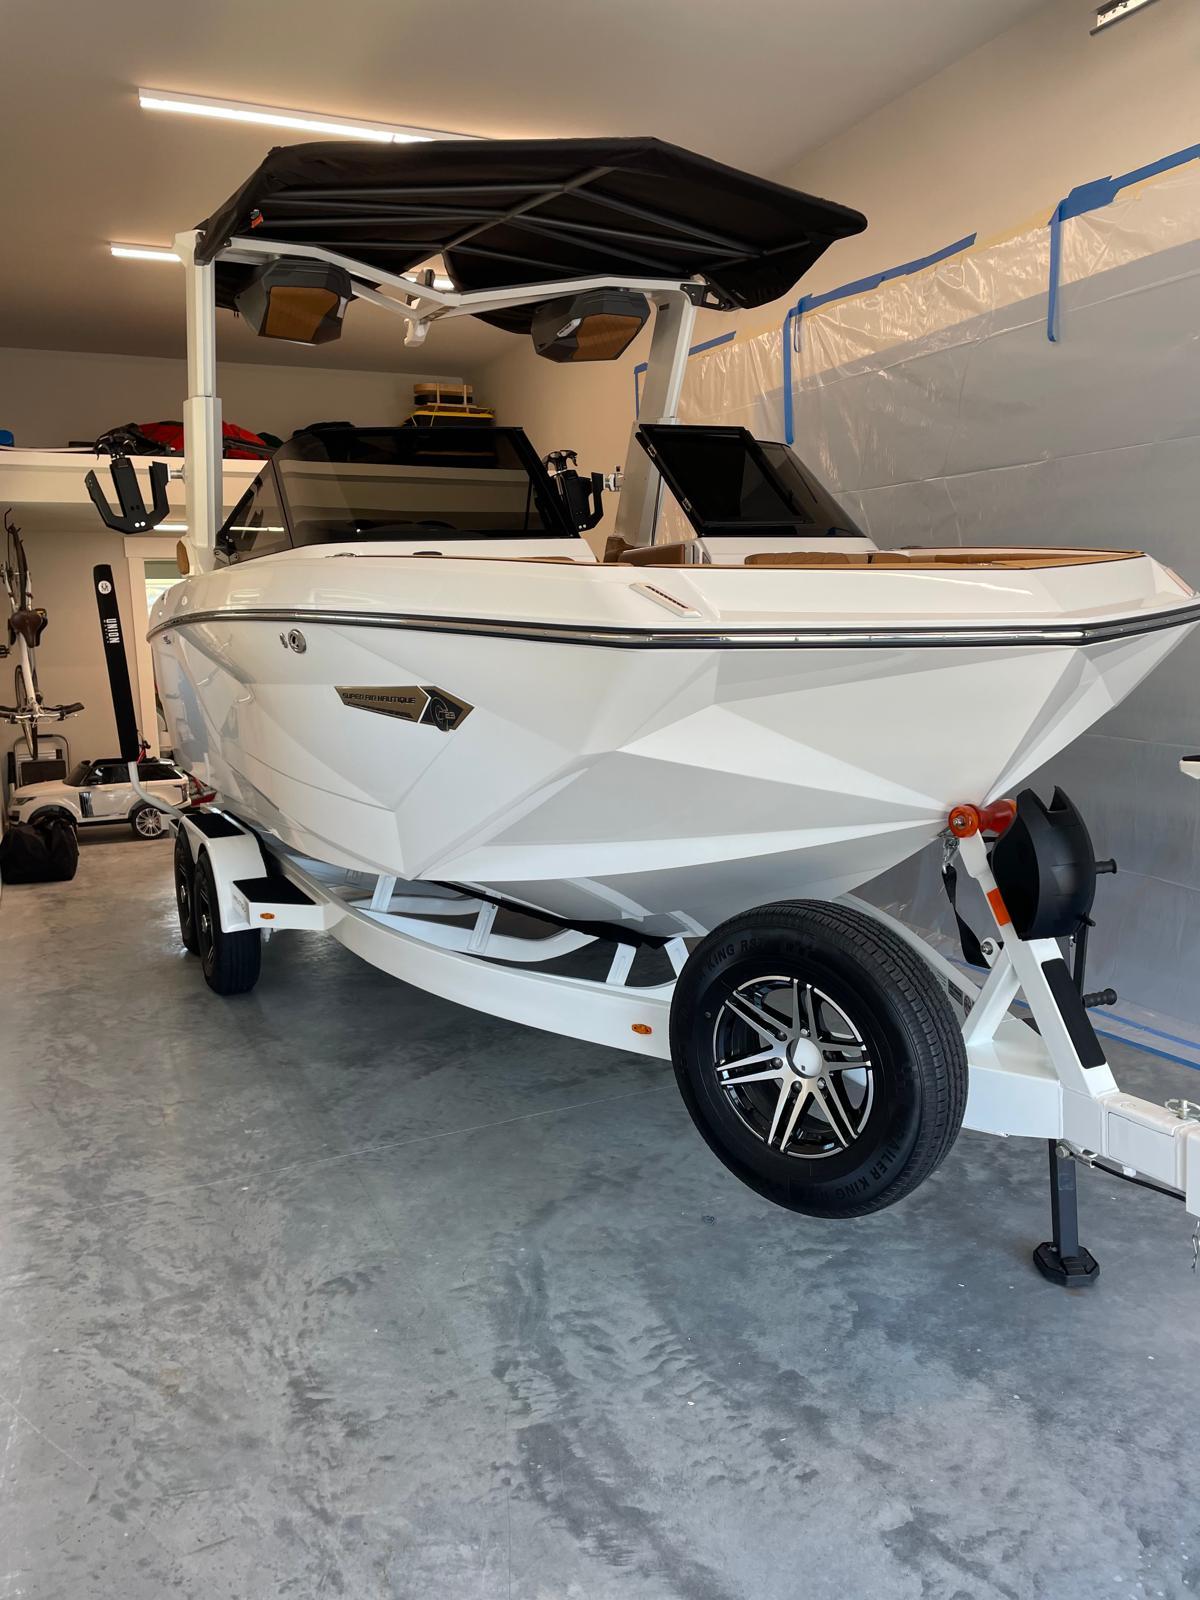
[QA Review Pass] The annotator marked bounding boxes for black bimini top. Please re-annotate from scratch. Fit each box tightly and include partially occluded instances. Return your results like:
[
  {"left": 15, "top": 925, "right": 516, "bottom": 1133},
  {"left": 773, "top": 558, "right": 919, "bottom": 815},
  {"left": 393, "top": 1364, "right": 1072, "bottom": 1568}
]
[{"left": 195, "top": 136, "right": 867, "bottom": 332}]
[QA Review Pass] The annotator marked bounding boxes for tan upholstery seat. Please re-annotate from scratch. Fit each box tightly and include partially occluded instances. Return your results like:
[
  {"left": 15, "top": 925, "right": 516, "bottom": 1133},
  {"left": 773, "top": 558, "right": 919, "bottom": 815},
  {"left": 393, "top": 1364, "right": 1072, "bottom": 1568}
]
[
  {"left": 741, "top": 548, "right": 1137, "bottom": 571},
  {"left": 589, "top": 537, "right": 1137, "bottom": 573},
  {"left": 616, "top": 540, "right": 693, "bottom": 566},
  {"left": 745, "top": 551, "right": 857, "bottom": 567},
  {"left": 744, "top": 551, "right": 914, "bottom": 568}
]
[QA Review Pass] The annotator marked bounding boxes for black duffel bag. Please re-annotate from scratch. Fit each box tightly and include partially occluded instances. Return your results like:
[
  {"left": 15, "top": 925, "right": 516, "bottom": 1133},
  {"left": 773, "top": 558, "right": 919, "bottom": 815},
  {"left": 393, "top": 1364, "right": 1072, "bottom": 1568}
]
[{"left": 0, "top": 816, "right": 79, "bottom": 883}]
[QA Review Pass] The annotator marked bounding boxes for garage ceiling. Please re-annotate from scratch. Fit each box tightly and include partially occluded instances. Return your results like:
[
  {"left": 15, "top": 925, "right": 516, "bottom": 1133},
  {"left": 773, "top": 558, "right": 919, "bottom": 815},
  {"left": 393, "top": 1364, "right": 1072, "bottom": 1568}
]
[{"left": 3, "top": 0, "right": 1049, "bottom": 374}]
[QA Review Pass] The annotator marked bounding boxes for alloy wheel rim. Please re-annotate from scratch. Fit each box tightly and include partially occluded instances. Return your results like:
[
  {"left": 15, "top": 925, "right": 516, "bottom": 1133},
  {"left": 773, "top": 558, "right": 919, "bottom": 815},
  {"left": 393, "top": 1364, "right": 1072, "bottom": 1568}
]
[
  {"left": 136, "top": 809, "right": 165, "bottom": 837},
  {"left": 711, "top": 974, "right": 875, "bottom": 1160}
]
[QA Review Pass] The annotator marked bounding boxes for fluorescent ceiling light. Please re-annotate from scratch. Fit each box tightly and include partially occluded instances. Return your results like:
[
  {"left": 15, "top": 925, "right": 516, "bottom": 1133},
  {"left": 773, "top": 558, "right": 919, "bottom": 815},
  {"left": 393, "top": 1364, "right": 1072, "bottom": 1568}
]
[
  {"left": 138, "top": 88, "right": 470, "bottom": 144},
  {"left": 1091, "top": 0, "right": 1161, "bottom": 32},
  {"left": 110, "top": 240, "right": 455, "bottom": 290},
  {"left": 110, "top": 242, "right": 180, "bottom": 262}
]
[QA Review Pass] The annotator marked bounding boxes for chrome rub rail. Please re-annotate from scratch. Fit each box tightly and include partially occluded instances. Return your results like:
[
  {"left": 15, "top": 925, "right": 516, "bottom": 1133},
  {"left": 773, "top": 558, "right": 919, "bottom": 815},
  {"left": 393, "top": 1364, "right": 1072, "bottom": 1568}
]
[{"left": 146, "top": 600, "right": 1200, "bottom": 651}]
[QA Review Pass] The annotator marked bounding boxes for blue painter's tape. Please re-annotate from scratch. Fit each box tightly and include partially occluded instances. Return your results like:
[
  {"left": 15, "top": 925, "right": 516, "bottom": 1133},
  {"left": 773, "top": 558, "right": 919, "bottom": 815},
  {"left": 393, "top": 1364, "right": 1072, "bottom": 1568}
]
[
  {"left": 1057, "top": 142, "right": 1200, "bottom": 224},
  {"left": 782, "top": 233, "right": 975, "bottom": 443},
  {"left": 1047, "top": 201, "right": 1065, "bottom": 343},
  {"left": 1093, "top": 1032, "right": 1200, "bottom": 1072},
  {"left": 632, "top": 329, "right": 735, "bottom": 419},
  {"left": 1100, "top": 1012, "right": 1200, "bottom": 1053},
  {"left": 1047, "top": 139, "right": 1200, "bottom": 340},
  {"left": 782, "top": 306, "right": 798, "bottom": 446},
  {"left": 792, "top": 232, "right": 977, "bottom": 323},
  {"left": 688, "top": 330, "right": 737, "bottom": 357}
]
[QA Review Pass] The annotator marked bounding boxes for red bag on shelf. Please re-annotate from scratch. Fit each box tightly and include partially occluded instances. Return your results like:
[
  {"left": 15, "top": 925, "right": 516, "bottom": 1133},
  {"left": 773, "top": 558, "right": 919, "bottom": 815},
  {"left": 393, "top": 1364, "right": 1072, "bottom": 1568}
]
[{"left": 94, "top": 421, "right": 274, "bottom": 460}]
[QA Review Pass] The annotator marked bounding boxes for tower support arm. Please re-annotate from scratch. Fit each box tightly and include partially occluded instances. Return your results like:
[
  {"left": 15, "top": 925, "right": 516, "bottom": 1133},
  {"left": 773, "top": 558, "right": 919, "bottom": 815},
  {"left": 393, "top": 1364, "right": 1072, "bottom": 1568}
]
[{"left": 176, "top": 229, "right": 223, "bottom": 574}]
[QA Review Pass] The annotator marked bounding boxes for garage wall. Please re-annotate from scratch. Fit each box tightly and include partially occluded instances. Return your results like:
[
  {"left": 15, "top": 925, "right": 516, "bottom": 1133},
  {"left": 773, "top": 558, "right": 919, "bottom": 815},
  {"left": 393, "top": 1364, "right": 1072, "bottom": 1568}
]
[
  {"left": 479, "top": 0, "right": 1200, "bottom": 534},
  {"left": 773, "top": 0, "right": 1199, "bottom": 303},
  {"left": 0, "top": 345, "right": 479, "bottom": 448}
]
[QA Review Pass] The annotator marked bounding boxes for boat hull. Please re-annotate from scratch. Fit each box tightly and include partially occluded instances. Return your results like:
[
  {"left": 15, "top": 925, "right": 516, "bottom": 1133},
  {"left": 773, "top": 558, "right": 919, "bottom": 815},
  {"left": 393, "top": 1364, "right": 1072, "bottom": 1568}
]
[{"left": 151, "top": 552, "right": 1196, "bottom": 934}]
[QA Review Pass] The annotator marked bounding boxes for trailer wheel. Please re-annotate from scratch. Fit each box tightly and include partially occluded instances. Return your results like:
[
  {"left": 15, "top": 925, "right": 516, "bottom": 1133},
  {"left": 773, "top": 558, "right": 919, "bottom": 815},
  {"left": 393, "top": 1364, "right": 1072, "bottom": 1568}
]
[
  {"left": 173, "top": 828, "right": 199, "bottom": 955},
  {"left": 670, "top": 901, "right": 967, "bottom": 1218},
  {"left": 194, "top": 849, "right": 261, "bottom": 995}
]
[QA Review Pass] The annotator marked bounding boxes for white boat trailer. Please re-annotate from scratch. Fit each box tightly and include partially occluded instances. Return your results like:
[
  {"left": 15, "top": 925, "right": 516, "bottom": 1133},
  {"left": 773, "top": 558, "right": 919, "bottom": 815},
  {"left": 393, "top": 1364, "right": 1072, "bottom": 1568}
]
[
  {"left": 164, "top": 789, "right": 1200, "bottom": 1288},
  {"left": 88, "top": 522, "right": 1200, "bottom": 1286}
]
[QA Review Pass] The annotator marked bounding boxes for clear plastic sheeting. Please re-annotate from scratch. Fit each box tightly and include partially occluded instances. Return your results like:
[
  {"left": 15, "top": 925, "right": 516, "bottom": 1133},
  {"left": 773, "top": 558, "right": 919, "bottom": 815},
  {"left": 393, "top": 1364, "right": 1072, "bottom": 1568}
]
[
  {"left": 654, "top": 330, "right": 785, "bottom": 542},
  {"left": 871, "top": 889, "right": 1200, "bottom": 1072},
  {"left": 678, "top": 327, "right": 784, "bottom": 436},
  {"left": 671, "top": 156, "right": 1200, "bottom": 1028}
]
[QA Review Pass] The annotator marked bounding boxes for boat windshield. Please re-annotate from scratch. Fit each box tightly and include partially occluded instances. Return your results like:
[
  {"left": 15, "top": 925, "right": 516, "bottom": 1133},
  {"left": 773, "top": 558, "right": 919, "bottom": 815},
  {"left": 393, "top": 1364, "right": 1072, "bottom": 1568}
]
[
  {"left": 272, "top": 426, "right": 577, "bottom": 545},
  {"left": 638, "top": 425, "right": 863, "bottom": 537}
]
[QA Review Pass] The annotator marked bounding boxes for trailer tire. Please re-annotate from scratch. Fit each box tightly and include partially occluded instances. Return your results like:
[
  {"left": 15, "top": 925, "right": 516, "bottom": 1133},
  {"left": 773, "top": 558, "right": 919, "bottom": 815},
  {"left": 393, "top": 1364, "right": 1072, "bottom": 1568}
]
[
  {"left": 670, "top": 901, "right": 967, "bottom": 1218},
  {"left": 194, "top": 849, "right": 261, "bottom": 995},
  {"left": 174, "top": 828, "right": 199, "bottom": 955}
]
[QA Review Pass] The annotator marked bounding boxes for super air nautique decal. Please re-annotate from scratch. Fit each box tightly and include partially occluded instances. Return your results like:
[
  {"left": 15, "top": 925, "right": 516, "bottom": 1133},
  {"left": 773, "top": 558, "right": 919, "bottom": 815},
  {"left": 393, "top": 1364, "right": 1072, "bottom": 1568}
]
[{"left": 335, "top": 685, "right": 473, "bottom": 732}]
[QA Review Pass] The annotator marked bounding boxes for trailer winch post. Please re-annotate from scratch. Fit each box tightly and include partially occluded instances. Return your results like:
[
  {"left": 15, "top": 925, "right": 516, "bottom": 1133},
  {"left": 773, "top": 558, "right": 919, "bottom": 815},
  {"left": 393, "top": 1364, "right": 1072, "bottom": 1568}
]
[{"left": 948, "top": 799, "right": 1113, "bottom": 1287}]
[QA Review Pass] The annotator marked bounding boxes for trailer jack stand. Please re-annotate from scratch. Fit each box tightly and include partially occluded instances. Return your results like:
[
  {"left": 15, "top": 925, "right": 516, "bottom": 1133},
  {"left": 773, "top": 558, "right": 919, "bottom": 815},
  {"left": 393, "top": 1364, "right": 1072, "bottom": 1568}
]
[{"left": 1033, "top": 1141, "right": 1100, "bottom": 1287}]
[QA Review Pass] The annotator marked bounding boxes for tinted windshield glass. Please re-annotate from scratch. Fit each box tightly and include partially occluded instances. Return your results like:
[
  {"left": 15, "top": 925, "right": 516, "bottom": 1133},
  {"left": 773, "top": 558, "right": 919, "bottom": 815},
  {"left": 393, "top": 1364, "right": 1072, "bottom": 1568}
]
[
  {"left": 220, "top": 473, "right": 290, "bottom": 563},
  {"left": 660, "top": 431, "right": 810, "bottom": 526},
  {"left": 757, "top": 442, "right": 861, "bottom": 535},
  {"left": 66, "top": 762, "right": 88, "bottom": 786},
  {"left": 274, "top": 427, "right": 574, "bottom": 544},
  {"left": 639, "top": 426, "right": 862, "bottom": 537}
]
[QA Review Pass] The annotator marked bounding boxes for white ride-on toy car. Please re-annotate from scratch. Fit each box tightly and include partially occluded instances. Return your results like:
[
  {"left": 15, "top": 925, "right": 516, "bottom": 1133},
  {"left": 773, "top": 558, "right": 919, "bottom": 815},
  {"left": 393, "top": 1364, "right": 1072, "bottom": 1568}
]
[{"left": 7, "top": 756, "right": 196, "bottom": 839}]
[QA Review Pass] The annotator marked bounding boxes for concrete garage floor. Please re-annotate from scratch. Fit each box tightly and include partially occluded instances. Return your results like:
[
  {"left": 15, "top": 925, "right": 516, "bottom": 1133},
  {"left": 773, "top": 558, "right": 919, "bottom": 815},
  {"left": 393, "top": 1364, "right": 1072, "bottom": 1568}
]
[{"left": 1, "top": 836, "right": 1198, "bottom": 1600}]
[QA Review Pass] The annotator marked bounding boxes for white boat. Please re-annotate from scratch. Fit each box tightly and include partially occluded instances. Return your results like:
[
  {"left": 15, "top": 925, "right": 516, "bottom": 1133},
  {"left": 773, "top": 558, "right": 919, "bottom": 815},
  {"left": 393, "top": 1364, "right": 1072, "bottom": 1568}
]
[
  {"left": 149, "top": 421, "right": 1196, "bottom": 936},
  {"left": 127, "top": 137, "right": 1196, "bottom": 934},
  {"left": 87, "top": 136, "right": 1200, "bottom": 1234},
  {"left": 104, "top": 132, "right": 1194, "bottom": 935}
]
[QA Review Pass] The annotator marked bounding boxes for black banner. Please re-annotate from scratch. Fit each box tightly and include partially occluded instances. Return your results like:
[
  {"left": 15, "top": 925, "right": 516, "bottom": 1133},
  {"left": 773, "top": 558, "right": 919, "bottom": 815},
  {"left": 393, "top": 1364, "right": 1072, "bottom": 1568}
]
[{"left": 92, "top": 565, "right": 140, "bottom": 762}]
